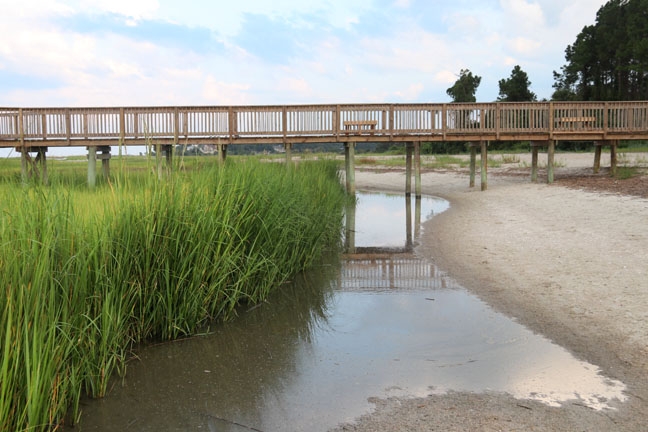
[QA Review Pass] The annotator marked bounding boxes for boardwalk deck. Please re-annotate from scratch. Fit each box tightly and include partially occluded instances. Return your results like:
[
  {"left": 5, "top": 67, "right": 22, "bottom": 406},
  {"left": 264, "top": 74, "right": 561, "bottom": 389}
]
[{"left": 1, "top": 101, "right": 647, "bottom": 148}]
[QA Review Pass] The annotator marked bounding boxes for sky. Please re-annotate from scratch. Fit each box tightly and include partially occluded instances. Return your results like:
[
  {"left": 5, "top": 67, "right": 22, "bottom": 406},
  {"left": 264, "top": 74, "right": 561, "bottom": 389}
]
[{"left": 1, "top": 0, "right": 609, "bottom": 108}]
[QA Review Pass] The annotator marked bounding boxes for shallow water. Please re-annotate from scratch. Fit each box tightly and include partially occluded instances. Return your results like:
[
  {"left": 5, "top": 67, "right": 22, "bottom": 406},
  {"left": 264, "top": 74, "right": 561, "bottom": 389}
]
[{"left": 78, "top": 192, "right": 626, "bottom": 432}]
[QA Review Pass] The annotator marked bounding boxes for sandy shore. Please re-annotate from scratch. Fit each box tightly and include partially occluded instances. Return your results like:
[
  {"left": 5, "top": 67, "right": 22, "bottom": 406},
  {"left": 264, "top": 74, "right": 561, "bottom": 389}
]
[{"left": 333, "top": 153, "right": 648, "bottom": 431}]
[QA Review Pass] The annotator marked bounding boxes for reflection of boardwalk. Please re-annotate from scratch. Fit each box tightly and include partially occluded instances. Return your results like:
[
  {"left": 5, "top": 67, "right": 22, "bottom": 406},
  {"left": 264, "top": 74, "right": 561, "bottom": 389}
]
[{"left": 340, "top": 253, "right": 458, "bottom": 291}]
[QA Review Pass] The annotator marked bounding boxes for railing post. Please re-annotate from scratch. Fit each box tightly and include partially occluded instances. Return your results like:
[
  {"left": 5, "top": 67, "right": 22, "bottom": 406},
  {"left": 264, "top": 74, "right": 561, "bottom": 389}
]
[
  {"left": 496, "top": 102, "right": 501, "bottom": 139},
  {"left": 549, "top": 102, "right": 554, "bottom": 139},
  {"left": 18, "top": 108, "right": 24, "bottom": 149},
  {"left": 603, "top": 102, "right": 609, "bottom": 138},
  {"left": 83, "top": 112, "right": 89, "bottom": 139},
  {"left": 442, "top": 104, "right": 447, "bottom": 140},
  {"left": 133, "top": 110, "right": 139, "bottom": 139},
  {"left": 41, "top": 113, "right": 47, "bottom": 140},
  {"left": 282, "top": 106, "right": 287, "bottom": 143},
  {"left": 335, "top": 105, "right": 341, "bottom": 141},
  {"left": 65, "top": 109, "right": 71, "bottom": 144},
  {"left": 119, "top": 108, "right": 125, "bottom": 145},
  {"left": 174, "top": 108, "right": 179, "bottom": 146}
]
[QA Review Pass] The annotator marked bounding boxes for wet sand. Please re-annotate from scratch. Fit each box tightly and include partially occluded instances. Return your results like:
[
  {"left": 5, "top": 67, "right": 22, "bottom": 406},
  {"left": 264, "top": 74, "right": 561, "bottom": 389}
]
[{"left": 333, "top": 153, "right": 648, "bottom": 431}]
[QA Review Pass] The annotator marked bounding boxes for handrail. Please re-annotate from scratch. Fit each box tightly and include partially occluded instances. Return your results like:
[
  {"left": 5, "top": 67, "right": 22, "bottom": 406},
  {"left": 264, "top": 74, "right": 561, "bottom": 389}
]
[{"left": 1, "top": 102, "right": 647, "bottom": 145}]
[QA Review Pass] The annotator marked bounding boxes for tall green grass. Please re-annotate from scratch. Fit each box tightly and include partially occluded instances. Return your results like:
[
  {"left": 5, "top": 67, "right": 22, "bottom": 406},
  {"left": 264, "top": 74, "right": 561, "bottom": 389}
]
[{"left": 0, "top": 158, "right": 346, "bottom": 431}]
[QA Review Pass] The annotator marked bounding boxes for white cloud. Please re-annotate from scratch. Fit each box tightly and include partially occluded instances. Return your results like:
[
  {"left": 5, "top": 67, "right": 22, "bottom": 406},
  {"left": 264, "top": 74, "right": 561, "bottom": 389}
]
[
  {"left": 509, "top": 37, "right": 542, "bottom": 55},
  {"left": 0, "top": 0, "right": 611, "bottom": 109},
  {"left": 394, "top": 83, "right": 424, "bottom": 101},
  {"left": 77, "top": 0, "right": 160, "bottom": 20},
  {"left": 202, "top": 77, "right": 251, "bottom": 105}
]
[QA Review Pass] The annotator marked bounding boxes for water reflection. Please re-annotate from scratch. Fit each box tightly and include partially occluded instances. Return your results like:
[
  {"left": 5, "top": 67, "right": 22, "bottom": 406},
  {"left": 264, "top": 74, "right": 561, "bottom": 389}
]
[
  {"left": 345, "top": 193, "right": 448, "bottom": 254},
  {"left": 77, "top": 192, "right": 626, "bottom": 432}
]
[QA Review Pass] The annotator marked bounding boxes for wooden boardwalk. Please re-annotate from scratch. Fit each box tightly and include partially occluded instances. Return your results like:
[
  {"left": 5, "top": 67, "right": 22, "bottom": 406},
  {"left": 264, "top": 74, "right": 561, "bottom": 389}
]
[
  {"left": 1, "top": 101, "right": 647, "bottom": 147},
  {"left": 1, "top": 101, "right": 647, "bottom": 190}
]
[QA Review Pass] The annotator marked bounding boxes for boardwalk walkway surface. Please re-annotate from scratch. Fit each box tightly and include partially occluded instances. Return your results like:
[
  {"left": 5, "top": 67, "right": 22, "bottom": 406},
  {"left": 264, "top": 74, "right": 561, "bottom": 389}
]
[
  {"left": 1, "top": 101, "right": 647, "bottom": 190},
  {"left": 2, "top": 102, "right": 647, "bottom": 146}
]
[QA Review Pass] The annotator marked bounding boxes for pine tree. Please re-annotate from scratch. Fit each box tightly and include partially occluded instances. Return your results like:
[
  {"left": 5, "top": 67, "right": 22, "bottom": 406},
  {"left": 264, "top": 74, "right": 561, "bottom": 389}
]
[
  {"left": 446, "top": 69, "right": 482, "bottom": 103},
  {"left": 497, "top": 65, "right": 537, "bottom": 102}
]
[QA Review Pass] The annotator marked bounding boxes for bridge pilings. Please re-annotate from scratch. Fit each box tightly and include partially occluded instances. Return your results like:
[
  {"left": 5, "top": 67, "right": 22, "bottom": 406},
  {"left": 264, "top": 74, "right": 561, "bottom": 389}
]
[
  {"left": 285, "top": 143, "right": 293, "bottom": 165},
  {"left": 404, "top": 142, "right": 421, "bottom": 198},
  {"left": 468, "top": 141, "right": 489, "bottom": 191},
  {"left": 18, "top": 147, "right": 48, "bottom": 185},
  {"left": 594, "top": 140, "right": 618, "bottom": 175},
  {"left": 405, "top": 143, "right": 412, "bottom": 196},
  {"left": 344, "top": 142, "right": 356, "bottom": 194},
  {"left": 217, "top": 144, "right": 227, "bottom": 164}
]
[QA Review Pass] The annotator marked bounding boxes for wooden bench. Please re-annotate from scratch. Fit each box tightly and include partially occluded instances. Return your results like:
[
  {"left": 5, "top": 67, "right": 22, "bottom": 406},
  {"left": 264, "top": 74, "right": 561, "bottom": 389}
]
[
  {"left": 558, "top": 116, "right": 597, "bottom": 128},
  {"left": 343, "top": 120, "right": 378, "bottom": 132}
]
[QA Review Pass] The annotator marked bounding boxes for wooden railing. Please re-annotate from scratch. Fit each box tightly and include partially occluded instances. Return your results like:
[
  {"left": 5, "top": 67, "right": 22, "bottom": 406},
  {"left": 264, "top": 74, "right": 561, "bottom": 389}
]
[{"left": 1, "top": 101, "right": 647, "bottom": 146}]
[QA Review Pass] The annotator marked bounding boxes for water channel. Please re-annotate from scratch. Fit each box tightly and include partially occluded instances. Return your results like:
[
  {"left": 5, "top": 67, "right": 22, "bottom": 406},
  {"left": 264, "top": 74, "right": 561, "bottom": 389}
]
[{"left": 78, "top": 192, "right": 627, "bottom": 431}]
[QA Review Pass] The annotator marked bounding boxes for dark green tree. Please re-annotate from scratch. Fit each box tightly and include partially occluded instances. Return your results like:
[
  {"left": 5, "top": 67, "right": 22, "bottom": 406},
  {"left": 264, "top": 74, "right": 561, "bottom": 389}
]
[
  {"left": 446, "top": 69, "right": 482, "bottom": 102},
  {"left": 552, "top": 0, "right": 648, "bottom": 101},
  {"left": 497, "top": 65, "right": 537, "bottom": 102}
]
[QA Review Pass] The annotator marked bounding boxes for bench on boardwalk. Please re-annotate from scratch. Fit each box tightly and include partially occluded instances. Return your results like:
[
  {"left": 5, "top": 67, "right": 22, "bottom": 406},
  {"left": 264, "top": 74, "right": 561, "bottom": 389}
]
[
  {"left": 558, "top": 116, "right": 597, "bottom": 129},
  {"left": 343, "top": 120, "right": 378, "bottom": 132}
]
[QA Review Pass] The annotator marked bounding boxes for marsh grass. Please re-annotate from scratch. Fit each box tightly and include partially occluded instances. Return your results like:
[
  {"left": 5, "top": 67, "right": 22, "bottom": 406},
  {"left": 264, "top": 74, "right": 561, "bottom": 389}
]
[
  {"left": 614, "top": 166, "right": 639, "bottom": 179},
  {"left": 0, "top": 157, "right": 346, "bottom": 431}
]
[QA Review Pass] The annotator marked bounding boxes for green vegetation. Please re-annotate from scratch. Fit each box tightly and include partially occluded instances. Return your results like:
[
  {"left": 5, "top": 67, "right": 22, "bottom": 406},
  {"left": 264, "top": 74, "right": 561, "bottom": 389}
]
[
  {"left": 446, "top": 69, "right": 482, "bottom": 103},
  {"left": 615, "top": 166, "right": 639, "bottom": 180},
  {"left": 497, "top": 65, "right": 537, "bottom": 102},
  {"left": 553, "top": 0, "right": 648, "bottom": 101},
  {"left": 0, "top": 157, "right": 347, "bottom": 431}
]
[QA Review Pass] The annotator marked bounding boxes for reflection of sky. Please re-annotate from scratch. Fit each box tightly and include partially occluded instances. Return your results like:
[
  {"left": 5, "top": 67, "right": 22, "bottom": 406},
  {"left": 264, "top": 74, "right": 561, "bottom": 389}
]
[
  {"left": 353, "top": 192, "right": 449, "bottom": 247},
  {"left": 264, "top": 289, "right": 627, "bottom": 430},
  {"left": 79, "top": 194, "right": 627, "bottom": 432}
]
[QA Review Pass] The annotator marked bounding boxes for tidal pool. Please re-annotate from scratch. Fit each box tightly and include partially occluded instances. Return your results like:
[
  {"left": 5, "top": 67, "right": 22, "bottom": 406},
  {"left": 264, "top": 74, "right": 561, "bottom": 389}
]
[{"left": 77, "top": 192, "right": 626, "bottom": 432}]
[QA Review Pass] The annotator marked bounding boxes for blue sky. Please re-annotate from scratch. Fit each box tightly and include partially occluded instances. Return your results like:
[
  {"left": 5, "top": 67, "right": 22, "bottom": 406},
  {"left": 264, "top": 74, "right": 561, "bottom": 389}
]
[{"left": 0, "top": 0, "right": 608, "bottom": 109}]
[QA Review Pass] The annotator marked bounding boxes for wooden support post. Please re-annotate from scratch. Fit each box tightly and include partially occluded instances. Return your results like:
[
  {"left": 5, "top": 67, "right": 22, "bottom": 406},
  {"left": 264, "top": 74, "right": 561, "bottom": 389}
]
[
  {"left": 285, "top": 143, "right": 292, "bottom": 165},
  {"left": 18, "top": 147, "right": 49, "bottom": 184},
  {"left": 405, "top": 195, "right": 413, "bottom": 249},
  {"left": 345, "top": 142, "right": 356, "bottom": 195},
  {"left": 469, "top": 143, "right": 476, "bottom": 187},
  {"left": 217, "top": 143, "right": 227, "bottom": 164},
  {"left": 156, "top": 144, "right": 164, "bottom": 180},
  {"left": 531, "top": 143, "right": 539, "bottom": 183},
  {"left": 35, "top": 148, "right": 48, "bottom": 185},
  {"left": 88, "top": 146, "right": 97, "bottom": 189},
  {"left": 98, "top": 146, "right": 111, "bottom": 180},
  {"left": 547, "top": 140, "right": 555, "bottom": 184},
  {"left": 480, "top": 140, "right": 488, "bottom": 191},
  {"left": 610, "top": 140, "right": 618, "bottom": 176},
  {"left": 165, "top": 145, "right": 173, "bottom": 170},
  {"left": 414, "top": 141, "right": 421, "bottom": 198},
  {"left": 344, "top": 197, "right": 356, "bottom": 254},
  {"left": 593, "top": 142, "right": 602, "bottom": 174},
  {"left": 405, "top": 142, "right": 413, "bottom": 196},
  {"left": 20, "top": 148, "right": 28, "bottom": 183},
  {"left": 414, "top": 196, "right": 422, "bottom": 240}
]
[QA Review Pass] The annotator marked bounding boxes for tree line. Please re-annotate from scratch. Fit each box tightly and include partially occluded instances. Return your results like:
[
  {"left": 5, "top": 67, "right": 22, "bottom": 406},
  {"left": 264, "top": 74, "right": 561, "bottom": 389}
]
[{"left": 448, "top": 0, "right": 647, "bottom": 104}]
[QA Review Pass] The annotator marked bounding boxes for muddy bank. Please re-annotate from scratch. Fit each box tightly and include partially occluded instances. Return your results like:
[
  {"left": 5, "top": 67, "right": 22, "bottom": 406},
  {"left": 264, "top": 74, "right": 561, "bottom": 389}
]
[{"left": 333, "top": 154, "right": 648, "bottom": 431}]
